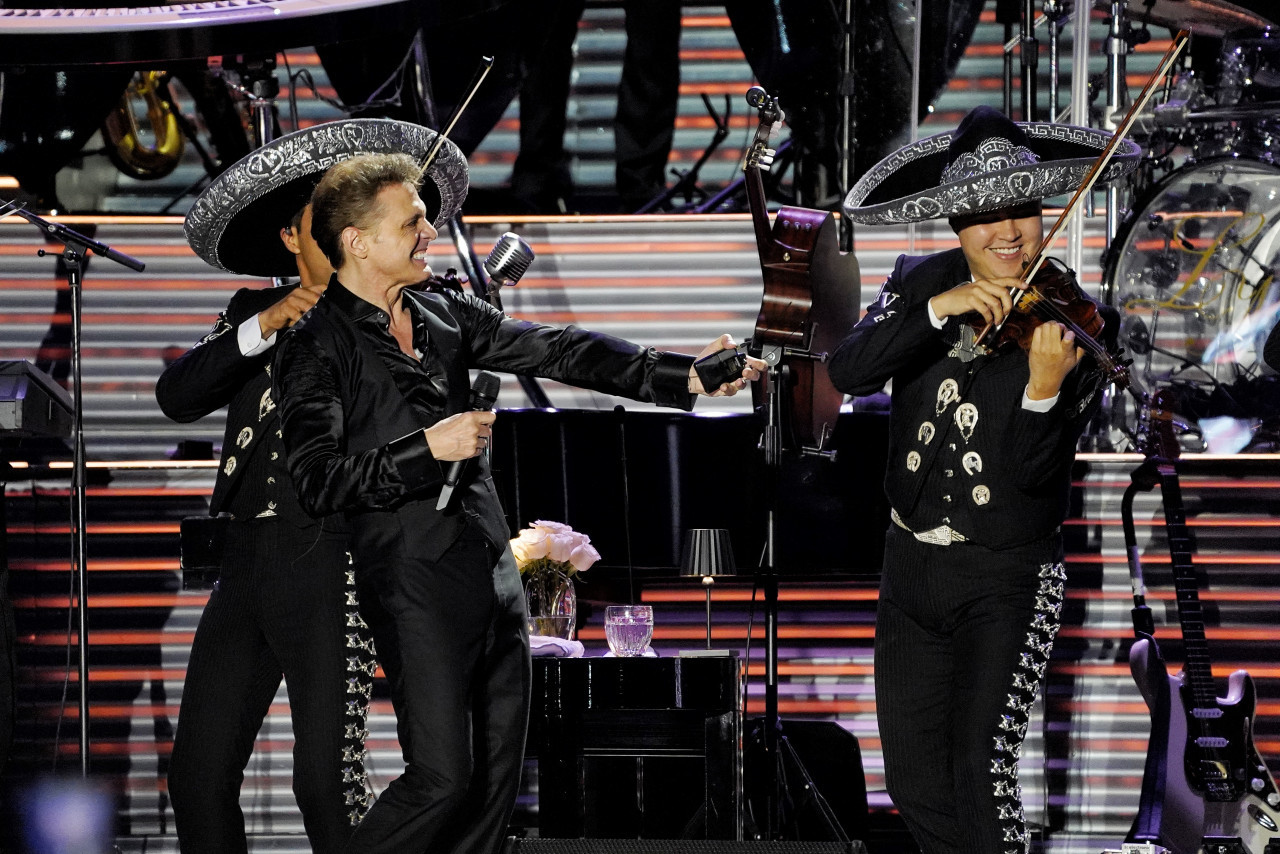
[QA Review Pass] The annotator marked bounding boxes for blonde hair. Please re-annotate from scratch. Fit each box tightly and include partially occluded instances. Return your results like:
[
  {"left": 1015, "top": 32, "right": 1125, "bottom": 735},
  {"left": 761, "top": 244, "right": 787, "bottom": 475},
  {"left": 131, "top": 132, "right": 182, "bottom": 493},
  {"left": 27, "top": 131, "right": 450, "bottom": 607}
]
[{"left": 310, "top": 153, "right": 423, "bottom": 267}]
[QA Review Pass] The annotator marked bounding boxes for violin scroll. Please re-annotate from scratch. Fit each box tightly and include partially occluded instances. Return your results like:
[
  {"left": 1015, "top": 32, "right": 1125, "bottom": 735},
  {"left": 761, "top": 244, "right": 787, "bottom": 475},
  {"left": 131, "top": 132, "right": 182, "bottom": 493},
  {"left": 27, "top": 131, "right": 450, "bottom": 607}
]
[{"left": 745, "top": 86, "right": 781, "bottom": 124}]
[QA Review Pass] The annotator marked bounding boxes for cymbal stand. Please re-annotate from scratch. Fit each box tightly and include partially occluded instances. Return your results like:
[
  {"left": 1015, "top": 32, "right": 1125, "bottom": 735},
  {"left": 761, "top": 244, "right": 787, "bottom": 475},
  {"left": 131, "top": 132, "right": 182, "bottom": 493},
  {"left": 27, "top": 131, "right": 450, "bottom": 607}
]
[
  {"left": 1045, "top": 0, "right": 1067, "bottom": 120},
  {"left": 7, "top": 205, "right": 145, "bottom": 775},
  {"left": 1021, "top": 0, "right": 1039, "bottom": 119},
  {"left": 637, "top": 94, "right": 730, "bottom": 214}
]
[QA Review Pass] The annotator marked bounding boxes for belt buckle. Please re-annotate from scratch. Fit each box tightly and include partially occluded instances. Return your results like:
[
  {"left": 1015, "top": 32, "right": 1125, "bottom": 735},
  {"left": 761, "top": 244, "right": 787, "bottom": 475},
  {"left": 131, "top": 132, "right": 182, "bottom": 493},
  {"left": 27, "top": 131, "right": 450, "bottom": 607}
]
[
  {"left": 914, "top": 525, "right": 954, "bottom": 546},
  {"left": 891, "top": 509, "right": 965, "bottom": 546}
]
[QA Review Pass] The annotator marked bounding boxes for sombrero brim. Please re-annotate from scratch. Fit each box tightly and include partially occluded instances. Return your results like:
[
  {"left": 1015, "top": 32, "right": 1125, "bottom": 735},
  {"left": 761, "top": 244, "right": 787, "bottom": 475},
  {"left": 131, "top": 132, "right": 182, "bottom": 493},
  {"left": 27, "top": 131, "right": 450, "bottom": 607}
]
[
  {"left": 185, "top": 119, "right": 468, "bottom": 278},
  {"left": 842, "top": 123, "right": 1142, "bottom": 225}
]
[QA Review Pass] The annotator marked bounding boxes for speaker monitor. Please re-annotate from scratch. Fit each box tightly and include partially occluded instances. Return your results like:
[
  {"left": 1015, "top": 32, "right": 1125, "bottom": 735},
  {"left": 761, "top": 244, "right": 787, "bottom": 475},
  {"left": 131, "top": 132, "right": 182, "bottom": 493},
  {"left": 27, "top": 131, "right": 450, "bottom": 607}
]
[{"left": 505, "top": 841, "right": 866, "bottom": 854}]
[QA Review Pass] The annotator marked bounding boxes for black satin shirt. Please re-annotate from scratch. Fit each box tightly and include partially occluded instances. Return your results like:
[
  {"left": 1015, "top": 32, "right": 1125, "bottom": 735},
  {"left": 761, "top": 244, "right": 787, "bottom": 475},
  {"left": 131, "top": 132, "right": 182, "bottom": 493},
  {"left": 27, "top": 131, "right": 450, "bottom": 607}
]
[{"left": 273, "top": 276, "right": 697, "bottom": 566}]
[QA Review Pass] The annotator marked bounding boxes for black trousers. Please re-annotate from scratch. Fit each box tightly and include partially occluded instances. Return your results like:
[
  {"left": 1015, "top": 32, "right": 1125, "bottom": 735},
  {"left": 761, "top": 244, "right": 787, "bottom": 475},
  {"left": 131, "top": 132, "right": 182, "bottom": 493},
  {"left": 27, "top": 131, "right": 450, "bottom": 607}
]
[
  {"left": 874, "top": 525, "right": 1065, "bottom": 854},
  {"left": 511, "top": 0, "right": 681, "bottom": 212},
  {"left": 168, "top": 518, "right": 371, "bottom": 854},
  {"left": 343, "top": 528, "right": 531, "bottom": 854}
]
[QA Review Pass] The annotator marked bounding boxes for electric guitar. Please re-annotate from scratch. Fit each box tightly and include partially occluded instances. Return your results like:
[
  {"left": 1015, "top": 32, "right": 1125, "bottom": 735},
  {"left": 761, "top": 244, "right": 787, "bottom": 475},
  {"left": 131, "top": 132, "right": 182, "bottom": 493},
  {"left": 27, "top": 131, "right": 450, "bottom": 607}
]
[{"left": 1125, "top": 390, "right": 1280, "bottom": 854}]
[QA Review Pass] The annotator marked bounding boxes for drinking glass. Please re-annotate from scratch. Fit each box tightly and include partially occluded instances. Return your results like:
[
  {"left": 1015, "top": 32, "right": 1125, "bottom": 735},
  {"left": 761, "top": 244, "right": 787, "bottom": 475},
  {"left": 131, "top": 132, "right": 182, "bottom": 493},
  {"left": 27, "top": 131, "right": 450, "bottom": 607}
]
[{"left": 604, "top": 604, "right": 653, "bottom": 657}]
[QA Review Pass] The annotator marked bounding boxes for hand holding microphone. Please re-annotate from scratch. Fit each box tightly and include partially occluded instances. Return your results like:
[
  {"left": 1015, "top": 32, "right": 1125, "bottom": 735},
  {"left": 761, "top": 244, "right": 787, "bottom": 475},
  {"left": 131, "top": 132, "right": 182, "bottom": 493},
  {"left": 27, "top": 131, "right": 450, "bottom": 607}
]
[{"left": 430, "top": 371, "right": 501, "bottom": 510}]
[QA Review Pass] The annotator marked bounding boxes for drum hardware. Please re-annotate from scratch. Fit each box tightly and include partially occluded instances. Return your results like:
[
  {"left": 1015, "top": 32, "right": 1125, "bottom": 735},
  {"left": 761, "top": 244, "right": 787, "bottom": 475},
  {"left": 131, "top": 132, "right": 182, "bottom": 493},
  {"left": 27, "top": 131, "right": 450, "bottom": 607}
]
[
  {"left": 212, "top": 55, "right": 280, "bottom": 149},
  {"left": 101, "top": 70, "right": 185, "bottom": 180},
  {"left": 1178, "top": 101, "right": 1280, "bottom": 122},
  {"left": 1122, "top": 0, "right": 1275, "bottom": 40},
  {"left": 1103, "top": 156, "right": 1280, "bottom": 448}
]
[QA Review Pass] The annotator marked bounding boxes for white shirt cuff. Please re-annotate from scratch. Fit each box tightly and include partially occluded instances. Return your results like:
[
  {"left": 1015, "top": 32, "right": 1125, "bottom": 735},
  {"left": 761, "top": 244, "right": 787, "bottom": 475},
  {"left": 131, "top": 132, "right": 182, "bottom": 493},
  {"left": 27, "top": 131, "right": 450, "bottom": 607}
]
[
  {"left": 926, "top": 298, "right": 946, "bottom": 329},
  {"left": 238, "top": 314, "right": 276, "bottom": 357},
  {"left": 1022, "top": 388, "right": 1059, "bottom": 411}
]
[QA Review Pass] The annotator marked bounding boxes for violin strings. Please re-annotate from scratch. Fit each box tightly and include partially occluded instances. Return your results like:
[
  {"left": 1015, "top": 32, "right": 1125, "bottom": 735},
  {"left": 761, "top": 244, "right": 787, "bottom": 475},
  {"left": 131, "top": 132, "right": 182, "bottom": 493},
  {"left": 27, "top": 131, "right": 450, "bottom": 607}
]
[{"left": 1026, "top": 293, "right": 1113, "bottom": 362}]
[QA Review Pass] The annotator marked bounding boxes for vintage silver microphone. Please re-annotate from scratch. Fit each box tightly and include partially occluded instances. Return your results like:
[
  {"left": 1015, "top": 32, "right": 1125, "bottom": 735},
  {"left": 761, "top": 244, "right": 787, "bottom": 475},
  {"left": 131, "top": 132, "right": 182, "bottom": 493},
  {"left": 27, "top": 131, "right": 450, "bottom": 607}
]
[{"left": 483, "top": 232, "right": 535, "bottom": 294}]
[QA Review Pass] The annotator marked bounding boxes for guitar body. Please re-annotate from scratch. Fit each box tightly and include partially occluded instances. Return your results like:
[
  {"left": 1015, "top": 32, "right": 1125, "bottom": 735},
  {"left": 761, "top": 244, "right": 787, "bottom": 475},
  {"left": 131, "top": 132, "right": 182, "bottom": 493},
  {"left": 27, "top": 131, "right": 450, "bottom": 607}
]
[
  {"left": 1196, "top": 670, "right": 1280, "bottom": 851},
  {"left": 1129, "top": 636, "right": 1206, "bottom": 854},
  {"left": 740, "top": 89, "right": 859, "bottom": 452},
  {"left": 1127, "top": 393, "right": 1280, "bottom": 853},
  {"left": 1129, "top": 637, "right": 1280, "bottom": 853}
]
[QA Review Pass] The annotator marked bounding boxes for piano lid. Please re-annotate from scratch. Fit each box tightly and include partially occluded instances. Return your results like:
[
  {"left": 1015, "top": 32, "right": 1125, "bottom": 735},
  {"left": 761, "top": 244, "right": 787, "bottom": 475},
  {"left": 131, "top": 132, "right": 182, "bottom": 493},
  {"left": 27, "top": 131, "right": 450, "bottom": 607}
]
[{"left": 0, "top": 0, "right": 418, "bottom": 66}]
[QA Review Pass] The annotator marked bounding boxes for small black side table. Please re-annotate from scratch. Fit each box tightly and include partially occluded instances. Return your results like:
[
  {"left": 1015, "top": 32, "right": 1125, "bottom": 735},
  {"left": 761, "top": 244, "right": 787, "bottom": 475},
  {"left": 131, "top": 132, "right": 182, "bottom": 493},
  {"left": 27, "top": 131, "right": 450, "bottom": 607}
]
[{"left": 528, "top": 654, "right": 742, "bottom": 840}]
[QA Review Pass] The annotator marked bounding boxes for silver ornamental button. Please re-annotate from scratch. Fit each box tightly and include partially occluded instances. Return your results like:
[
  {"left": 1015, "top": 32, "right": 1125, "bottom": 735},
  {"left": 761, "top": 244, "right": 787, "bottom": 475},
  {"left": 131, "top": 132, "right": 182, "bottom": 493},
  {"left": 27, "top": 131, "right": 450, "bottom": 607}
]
[
  {"left": 907, "top": 451, "right": 921, "bottom": 472},
  {"left": 936, "top": 379, "right": 960, "bottom": 415},
  {"left": 236, "top": 426, "right": 253, "bottom": 449},
  {"left": 955, "top": 402, "right": 979, "bottom": 441},
  {"left": 973, "top": 485, "right": 991, "bottom": 505},
  {"left": 259, "top": 388, "right": 275, "bottom": 420},
  {"left": 918, "top": 421, "right": 935, "bottom": 444},
  {"left": 962, "top": 451, "right": 983, "bottom": 475},
  {"left": 223, "top": 456, "right": 236, "bottom": 476}
]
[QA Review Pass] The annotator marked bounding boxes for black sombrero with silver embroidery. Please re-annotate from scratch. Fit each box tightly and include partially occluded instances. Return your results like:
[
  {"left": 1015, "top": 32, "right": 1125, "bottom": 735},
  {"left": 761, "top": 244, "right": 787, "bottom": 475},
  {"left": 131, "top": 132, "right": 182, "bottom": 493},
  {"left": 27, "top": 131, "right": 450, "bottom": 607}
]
[
  {"left": 185, "top": 118, "right": 468, "bottom": 278},
  {"left": 842, "top": 106, "right": 1142, "bottom": 225}
]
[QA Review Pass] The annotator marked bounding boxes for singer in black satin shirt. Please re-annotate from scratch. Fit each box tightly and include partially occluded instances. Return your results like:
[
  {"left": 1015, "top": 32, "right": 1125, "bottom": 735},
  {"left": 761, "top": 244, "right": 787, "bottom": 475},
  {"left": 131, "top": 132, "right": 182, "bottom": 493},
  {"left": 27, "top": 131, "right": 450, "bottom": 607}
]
[{"left": 273, "top": 153, "right": 759, "bottom": 854}]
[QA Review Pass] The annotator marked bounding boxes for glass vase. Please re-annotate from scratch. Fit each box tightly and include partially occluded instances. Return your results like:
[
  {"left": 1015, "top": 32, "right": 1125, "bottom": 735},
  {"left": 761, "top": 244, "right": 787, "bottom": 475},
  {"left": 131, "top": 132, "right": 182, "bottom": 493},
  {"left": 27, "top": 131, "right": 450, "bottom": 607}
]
[{"left": 524, "top": 569, "right": 577, "bottom": 639}]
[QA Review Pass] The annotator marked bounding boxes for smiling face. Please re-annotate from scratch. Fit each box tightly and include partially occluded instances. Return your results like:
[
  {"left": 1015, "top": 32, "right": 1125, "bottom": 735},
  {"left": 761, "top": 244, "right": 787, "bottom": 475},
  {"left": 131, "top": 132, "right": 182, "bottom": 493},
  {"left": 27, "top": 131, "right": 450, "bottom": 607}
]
[
  {"left": 352, "top": 181, "right": 439, "bottom": 287},
  {"left": 951, "top": 201, "right": 1044, "bottom": 282}
]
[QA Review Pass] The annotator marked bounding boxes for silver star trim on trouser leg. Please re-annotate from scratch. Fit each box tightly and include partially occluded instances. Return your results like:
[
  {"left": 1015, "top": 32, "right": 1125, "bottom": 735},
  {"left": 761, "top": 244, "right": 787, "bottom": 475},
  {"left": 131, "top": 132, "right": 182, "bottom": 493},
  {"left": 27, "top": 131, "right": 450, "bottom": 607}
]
[
  {"left": 338, "top": 557, "right": 375, "bottom": 825},
  {"left": 987, "top": 559, "right": 1065, "bottom": 854},
  {"left": 991, "top": 758, "right": 1016, "bottom": 778}
]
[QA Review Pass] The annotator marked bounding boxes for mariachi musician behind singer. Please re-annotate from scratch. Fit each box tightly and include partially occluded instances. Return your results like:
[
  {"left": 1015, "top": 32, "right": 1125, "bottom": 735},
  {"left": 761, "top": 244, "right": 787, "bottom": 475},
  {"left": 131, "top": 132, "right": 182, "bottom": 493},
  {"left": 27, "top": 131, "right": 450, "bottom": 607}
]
[{"left": 828, "top": 105, "right": 1140, "bottom": 854}]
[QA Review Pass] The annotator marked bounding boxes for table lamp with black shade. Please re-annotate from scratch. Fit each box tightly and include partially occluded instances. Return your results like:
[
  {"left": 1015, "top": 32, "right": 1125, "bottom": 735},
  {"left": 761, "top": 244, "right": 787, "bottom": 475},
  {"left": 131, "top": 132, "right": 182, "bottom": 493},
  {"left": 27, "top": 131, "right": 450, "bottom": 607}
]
[{"left": 680, "top": 528, "right": 736, "bottom": 648}]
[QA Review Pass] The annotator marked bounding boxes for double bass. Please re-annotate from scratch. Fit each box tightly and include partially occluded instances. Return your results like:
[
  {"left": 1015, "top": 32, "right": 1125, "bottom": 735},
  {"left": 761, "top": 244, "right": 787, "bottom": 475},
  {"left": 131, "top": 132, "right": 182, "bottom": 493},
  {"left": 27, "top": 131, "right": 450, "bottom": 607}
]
[{"left": 741, "top": 86, "right": 860, "bottom": 455}]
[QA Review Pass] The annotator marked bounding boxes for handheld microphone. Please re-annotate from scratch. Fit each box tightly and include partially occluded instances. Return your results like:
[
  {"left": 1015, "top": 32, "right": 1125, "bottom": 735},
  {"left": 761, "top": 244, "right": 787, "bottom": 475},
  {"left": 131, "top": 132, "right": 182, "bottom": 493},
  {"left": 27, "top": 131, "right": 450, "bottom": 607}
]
[
  {"left": 436, "top": 371, "right": 501, "bottom": 510},
  {"left": 483, "top": 232, "right": 535, "bottom": 290}
]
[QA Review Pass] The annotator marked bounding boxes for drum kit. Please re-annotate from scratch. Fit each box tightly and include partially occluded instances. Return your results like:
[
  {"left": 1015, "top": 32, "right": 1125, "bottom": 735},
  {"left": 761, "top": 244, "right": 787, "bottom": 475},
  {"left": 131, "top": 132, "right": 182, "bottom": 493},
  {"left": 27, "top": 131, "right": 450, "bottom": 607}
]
[{"left": 1103, "top": 0, "right": 1280, "bottom": 452}]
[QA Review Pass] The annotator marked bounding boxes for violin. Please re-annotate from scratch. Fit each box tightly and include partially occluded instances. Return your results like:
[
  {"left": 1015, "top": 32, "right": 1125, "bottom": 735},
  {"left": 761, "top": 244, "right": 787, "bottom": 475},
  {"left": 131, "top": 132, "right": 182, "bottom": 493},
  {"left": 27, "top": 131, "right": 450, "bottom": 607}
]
[{"left": 967, "top": 256, "right": 1132, "bottom": 389}]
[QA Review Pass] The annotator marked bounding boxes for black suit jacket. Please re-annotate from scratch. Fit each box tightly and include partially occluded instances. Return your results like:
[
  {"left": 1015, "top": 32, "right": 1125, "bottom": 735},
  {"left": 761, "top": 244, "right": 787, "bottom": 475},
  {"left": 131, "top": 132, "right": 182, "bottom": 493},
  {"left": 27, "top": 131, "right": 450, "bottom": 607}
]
[
  {"left": 156, "top": 286, "right": 313, "bottom": 527},
  {"left": 828, "top": 249, "right": 1099, "bottom": 549},
  {"left": 273, "top": 278, "right": 697, "bottom": 572}
]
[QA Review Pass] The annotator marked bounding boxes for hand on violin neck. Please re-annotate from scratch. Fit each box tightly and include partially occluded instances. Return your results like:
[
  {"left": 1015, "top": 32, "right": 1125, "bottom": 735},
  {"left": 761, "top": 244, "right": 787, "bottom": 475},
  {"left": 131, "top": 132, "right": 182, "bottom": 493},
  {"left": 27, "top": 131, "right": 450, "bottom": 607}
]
[
  {"left": 929, "top": 277, "right": 1025, "bottom": 326},
  {"left": 1026, "top": 321, "right": 1084, "bottom": 401}
]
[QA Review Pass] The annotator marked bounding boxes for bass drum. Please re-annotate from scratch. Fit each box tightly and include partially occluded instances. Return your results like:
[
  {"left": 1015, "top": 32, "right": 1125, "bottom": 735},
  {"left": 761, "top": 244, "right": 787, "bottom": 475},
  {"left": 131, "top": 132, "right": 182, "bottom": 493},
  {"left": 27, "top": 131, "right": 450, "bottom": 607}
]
[{"left": 1103, "top": 156, "right": 1280, "bottom": 451}]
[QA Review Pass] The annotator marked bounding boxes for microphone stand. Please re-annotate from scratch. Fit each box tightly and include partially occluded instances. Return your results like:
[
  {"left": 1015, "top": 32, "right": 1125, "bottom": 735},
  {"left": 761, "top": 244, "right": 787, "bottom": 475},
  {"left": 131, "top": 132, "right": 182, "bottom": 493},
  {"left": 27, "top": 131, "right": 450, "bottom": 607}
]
[
  {"left": 445, "top": 214, "right": 553, "bottom": 409},
  {"left": 635, "top": 94, "right": 731, "bottom": 214},
  {"left": 7, "top": 203, "right": 145, "bottom": 776}
]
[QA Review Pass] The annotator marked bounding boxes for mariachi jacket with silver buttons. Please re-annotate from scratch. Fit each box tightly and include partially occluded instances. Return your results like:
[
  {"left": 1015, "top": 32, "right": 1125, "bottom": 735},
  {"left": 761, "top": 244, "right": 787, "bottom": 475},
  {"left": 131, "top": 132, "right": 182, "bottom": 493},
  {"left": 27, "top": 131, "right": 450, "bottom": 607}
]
[
  {"left": 829, "top": 248, "right": 1099, "bottom": 550},
  {"left": 156, "top": 285, "right": 320, "bottom": 528}
]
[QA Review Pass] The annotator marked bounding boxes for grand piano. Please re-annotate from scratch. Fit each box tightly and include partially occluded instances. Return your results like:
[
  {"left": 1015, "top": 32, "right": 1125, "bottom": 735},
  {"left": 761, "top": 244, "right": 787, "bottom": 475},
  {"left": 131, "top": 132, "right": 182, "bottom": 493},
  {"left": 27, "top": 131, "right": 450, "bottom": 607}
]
[{"left": 488, "top": 408, "right": 893, "bottom": 576}]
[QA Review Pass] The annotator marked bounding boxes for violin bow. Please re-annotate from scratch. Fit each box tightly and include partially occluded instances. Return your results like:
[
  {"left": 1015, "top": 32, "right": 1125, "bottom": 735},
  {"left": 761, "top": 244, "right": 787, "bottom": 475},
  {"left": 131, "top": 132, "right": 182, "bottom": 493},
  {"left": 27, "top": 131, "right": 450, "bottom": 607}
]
[
  {"left": 978, "top": 29, "right": 1190, "bottom": 344},
  {"left": 416, "top": 55, "right": 494, "bottom": 179}
]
